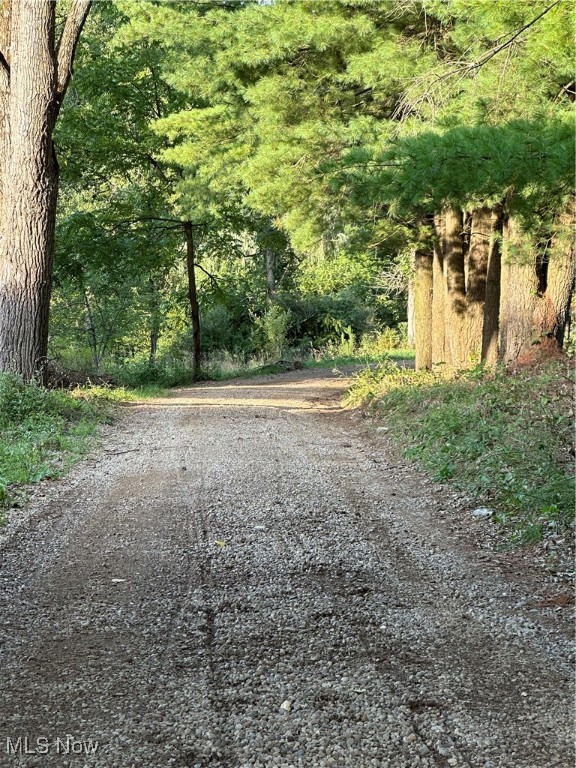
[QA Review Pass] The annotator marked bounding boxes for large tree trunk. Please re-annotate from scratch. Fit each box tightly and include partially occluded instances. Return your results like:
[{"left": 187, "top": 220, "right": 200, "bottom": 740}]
[
  {"left": 497, "top": 209, "right": 574, "bottom": 364},
  {"left": 462, "top": 206, "right": 491, "bottom": 362},
  {"left": 498, "top": 215, "right": 538, "bottom": 363},
  {"left": 0, "top": 0, "right": 90, "bottom": 381},
  {"left": 0, "top": 0, "right": 57, "bottom": 381},
  {"left": 442, "top": 206, "right": 467, "bottom": 367},
  {"left": 184, "top": 221, "right": 201, "bottom": 380},
  {"left": 535, "top": 199, "right": 575, "bottom": 348},
  {"left": 481, "top": 206, "right": 504, "bottom": 365},
  {"left": 431, "top": 213, "right": 446, "bottom": 366},
  {"left": 440, "top": 206, "right": 494, "bottom": 368},
  {"left": 413, "top": 247, "right": 432, "bottom": 370}
]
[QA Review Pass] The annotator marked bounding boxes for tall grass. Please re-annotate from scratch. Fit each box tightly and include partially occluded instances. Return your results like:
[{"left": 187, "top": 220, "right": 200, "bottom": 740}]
[{"left": 0, "top": 374, "right": 113, "bottom": 514}]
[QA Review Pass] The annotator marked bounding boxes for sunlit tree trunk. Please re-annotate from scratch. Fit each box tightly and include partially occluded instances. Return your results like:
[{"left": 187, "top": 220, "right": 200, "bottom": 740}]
[
  {"left": 413, "top": 247, "right": 432, "bottom": 370},
  {"left": 442, "top": 206, "right": 466, "bottom": 367},
  {"left": 481, "top": 206, "right": 503, "bottom": 365},
  {"left": 431, "top": 213, "right": 446, "bottom": 366},
  {"left": 498, "top": 215, "right": 537, "bottom": 363},
  {"left": 184, "top": 221, "right": 201, "bottom": 380},
  {"left": 536, "top": 199, "right": 575, "bottom": 348},
  {"left": 0, "top": 0, "right": 90, "bottom": 381}
]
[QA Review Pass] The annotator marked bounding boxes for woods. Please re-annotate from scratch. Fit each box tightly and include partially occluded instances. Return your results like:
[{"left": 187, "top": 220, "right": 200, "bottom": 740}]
[{"left": 0, "top": 0, "right": 572, "bottom": 380}]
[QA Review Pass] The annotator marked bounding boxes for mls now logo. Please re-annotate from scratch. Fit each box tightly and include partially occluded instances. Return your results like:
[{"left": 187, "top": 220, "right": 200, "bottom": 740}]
[{"left": 5, "top": 736, "right": 99, "bottom": 755}]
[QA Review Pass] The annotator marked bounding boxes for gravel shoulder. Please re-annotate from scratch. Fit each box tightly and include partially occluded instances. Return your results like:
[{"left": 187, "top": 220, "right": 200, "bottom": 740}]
[{"left": 0, "top": 367, "right": 573, "bottom": 768}]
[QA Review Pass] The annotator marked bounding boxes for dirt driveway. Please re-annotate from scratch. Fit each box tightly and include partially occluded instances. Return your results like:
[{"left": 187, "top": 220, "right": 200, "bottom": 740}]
[{"left": 0, "top": 368, "right": 573, "bottom": 768}]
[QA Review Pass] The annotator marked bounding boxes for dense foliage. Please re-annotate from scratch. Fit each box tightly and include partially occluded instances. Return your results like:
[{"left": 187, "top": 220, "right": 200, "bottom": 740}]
[{"left": 47, "top": 0, "right": 574, "bottom": 381}]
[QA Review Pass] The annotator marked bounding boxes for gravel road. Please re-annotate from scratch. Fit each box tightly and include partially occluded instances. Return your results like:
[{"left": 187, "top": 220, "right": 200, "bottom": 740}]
[{"left": 0, "top": 368, "right": 573, "bottom": 768}]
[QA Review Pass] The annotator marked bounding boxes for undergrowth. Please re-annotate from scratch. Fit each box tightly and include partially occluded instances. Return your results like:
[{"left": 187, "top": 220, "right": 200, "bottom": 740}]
[
  {"left": 346, "top": 360, "right": 575, "bottom": 544},
  {"left": 0, "top": 374, "right": 169, "bottom": 518},
  {"left": 0, "top": 375, "right": 116, "bottom": 516}
]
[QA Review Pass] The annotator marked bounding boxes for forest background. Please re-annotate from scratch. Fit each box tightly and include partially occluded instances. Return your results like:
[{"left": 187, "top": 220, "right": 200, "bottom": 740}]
[{"left": 46, "top": 0, "right": 574, "bottom": 385}]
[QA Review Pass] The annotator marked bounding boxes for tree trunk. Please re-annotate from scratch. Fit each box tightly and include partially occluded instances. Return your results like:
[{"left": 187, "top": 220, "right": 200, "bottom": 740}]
[
  {"left": 407, "top": 277, "right": 415, "bottom": 347},
  {"left": 183, "top": 221, "right": 201, "bottom": 380},
  {"left": 431, "top": 213, "right": 446, "bottom": 366},
  {"left": 441, "top": 205, "right": 493, "bottom": 368},
  {"left": 82, "top": 288, "right": 99, "bottom": 372},
  {"left": 481, "top": 206, "right": 503, "bottom": 365},
  {"left": 0, "top": 0, "right": 90, "bottom": 382},
  {"left": 413, "top": 247, "right": 432, "bottom": 370},
  {"left": 498, "top": 215, "right": 539, "bottom": 363},
  {"left": 265, "top": 248, "right": 275, "bottom": 302},
  {"left": 0, "top": 0, "right": 57, "bottom": 381},
  {"left": 443, "top": 206, "right": 466, "bottom": 367},
  {"left": 462, "top": 206, "right": 491, "bottom": 362},
  {"left": 535, "top": 199, "right": 575, "bottom": 348}
]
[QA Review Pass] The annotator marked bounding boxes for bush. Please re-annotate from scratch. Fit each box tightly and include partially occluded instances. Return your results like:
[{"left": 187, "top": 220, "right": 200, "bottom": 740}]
[
  {"left": 111, "top": 361, "right": 195, "bottom": 388},
  {"left": 251, "top": 305, "right": 292, "bottom": 359}
]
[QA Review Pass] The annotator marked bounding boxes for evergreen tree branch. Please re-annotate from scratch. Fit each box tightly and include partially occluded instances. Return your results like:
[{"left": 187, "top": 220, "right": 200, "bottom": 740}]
[
  {"left": 394, "top": 0, "right": 561, "bottom": 121},
  {"left": 468, "top": 0, "right": 561, "bottom": 72}
]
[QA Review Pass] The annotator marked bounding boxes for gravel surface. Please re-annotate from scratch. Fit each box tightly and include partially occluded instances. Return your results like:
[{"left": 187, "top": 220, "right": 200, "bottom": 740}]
[{"left": 0, "top": 368, "right": 573, "bottom": 768}]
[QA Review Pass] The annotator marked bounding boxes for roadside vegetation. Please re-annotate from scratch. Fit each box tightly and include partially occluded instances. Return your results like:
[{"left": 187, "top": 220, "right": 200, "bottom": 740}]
[
  {"left": 106, "top": 327, "right": 413, "bottom": 387},
  {"left": 347, "top": 360, "right": 575, "bottom": 544},
  {"left": 0, "top": 375, "right": 163, "bottom": 518}
]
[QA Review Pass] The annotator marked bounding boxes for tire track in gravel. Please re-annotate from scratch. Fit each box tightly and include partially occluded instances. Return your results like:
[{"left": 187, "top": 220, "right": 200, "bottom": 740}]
[{"left": 0, "top": 367, "right": 573, "bottom": 768}]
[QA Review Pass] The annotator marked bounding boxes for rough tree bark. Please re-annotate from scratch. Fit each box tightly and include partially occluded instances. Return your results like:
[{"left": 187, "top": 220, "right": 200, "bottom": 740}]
[
  {"left": 431, "top": 214, "right": 446, "bottom": 366},
  {"left": 462, "top": 206, "right": 491, "bottom": 362},
  {"left": 535, "top": 199, "right": 575, "bottom": 349},
  {"left": 183, "top": 221, "right": 201, "bottom": 380},
  {"left": 499, "top": 203, "right": 575, "bottom": 364},
  {"left": 481, "top": 206, "right": 504, "bottom": 365},
  {"left": 498, "top": 215, "right": 539, "bottom": 363},
  {"left": 438, "top": 206, "right": 494, "bottom": 368},
  {"left": 413, "top": 247, "right": 432, "bottom": 370},
  {"left": 0, "top": 0, "right": 91, "bottom": 381},
  {"left": 442, "top": 206, "right": 467, "bottom": 367}
]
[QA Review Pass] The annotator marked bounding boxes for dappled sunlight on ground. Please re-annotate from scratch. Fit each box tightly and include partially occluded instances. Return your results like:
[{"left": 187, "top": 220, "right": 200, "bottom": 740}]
[{"left": 139, "top": 368, "right": 355, "bottom": 412}]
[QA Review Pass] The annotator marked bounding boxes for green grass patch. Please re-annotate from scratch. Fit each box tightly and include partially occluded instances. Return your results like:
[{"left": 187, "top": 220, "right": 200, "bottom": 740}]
[
  {"left": 346, "top": 360, "right": 575, "bottom": 544},
  {"left": 0, "top": 377, "right": 167, "bottom": 519},
  {"left": 302, "top": 348, "right": 415, "bottom": 369},
  {"left": 0, "top": 374, "right": 116, "bottom": 517}
]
